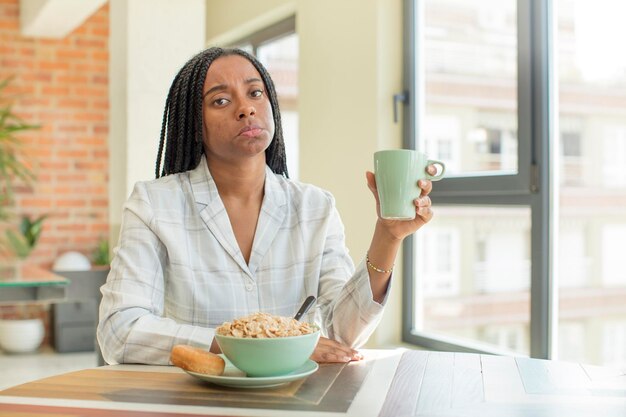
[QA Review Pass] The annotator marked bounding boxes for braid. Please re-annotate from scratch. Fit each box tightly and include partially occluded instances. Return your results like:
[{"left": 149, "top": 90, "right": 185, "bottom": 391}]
[{"left": 155, "top": 47, "right": 289, "bottom": 179}]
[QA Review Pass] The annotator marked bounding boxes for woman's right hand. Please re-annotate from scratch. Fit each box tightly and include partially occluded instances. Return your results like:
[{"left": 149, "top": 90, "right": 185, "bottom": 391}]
[{"left": 310, "top": 336, "right": 363, "bottom": 363}]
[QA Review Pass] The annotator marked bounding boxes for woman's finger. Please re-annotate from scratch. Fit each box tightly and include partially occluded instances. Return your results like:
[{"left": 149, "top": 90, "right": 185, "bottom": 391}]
[
  {"left": 365, "top": 171, "right": 378, "bottom": 195},
  {"left": 417, "top": 206, "right": 433, "bottom": 222},
  {"left": 414, "top": 196, "right": 431, "bottom": 208},
  {"left": 426, "top": 164, "right": 438, "bottom": 176},
  {"left": 318, "top": 337, "right": 357, "bottom": 357},
  {"left": 418, "top": 179, "right": 433, "bottom": 196}
]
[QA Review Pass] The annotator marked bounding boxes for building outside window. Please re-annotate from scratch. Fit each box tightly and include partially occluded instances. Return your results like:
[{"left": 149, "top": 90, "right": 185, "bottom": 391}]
[{"left": 405, "top": 0, "right": 626, "bottom": 369}]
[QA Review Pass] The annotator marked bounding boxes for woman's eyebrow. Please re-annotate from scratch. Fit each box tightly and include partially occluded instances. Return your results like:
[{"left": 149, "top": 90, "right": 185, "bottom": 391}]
[
  {"left": 203, "top": 84, "right": 226, "bottom": 98},
  {"left": 203, "top": 78, "right": 263, "bottom": 99}
]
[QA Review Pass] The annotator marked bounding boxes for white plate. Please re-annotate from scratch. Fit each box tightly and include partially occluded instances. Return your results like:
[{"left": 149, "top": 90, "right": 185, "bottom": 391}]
[{"left": 185, "top": 354, "right": 319, "bottom": 388}]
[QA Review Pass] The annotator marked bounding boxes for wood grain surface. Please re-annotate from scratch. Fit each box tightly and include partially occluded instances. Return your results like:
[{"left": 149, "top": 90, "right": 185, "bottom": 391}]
[{"left": 1, "top": 350, "right": 625, "bottom": 416}]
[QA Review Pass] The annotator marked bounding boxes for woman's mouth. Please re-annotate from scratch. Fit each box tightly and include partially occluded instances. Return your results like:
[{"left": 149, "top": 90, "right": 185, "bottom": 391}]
[{"left": 238, "top": 125, "right": 263, "bottom": 138}]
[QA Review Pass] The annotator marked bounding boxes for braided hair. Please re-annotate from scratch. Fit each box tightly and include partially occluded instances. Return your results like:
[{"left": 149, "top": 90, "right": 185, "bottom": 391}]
[{"left": 155, "top": 47, "right": 288, "bottom": 178}]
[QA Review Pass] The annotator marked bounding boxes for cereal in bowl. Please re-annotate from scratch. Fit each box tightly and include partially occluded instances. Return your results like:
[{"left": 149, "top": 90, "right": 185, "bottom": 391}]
[{"left": 216, "top": 312, "right": 316, "bottom": 338}]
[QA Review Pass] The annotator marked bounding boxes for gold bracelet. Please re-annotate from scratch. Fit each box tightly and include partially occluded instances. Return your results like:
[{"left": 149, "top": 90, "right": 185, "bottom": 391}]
[{"left": 366, "top": 252, "right": 394, "bottom": 274}]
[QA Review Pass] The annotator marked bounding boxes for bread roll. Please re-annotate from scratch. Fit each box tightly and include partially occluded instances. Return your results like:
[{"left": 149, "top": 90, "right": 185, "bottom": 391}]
[{"left": 170, "top": 344, "right": 225, "bottom": 375}]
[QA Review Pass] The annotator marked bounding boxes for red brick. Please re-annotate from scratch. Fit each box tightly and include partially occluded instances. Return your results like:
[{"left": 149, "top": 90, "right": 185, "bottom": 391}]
[
  {"left": 93, "top": 124, "right": 108, "bottom": 134},
  {"left": 56, "top": 49, "right": 87, "bottom": 60},
  {"left": 40, "top": 161, "right": 69, "bottom": 170},
  {"left": 39, "top": 60, "right": 70, "bottom": 71},
  {"left": 57, "top": 124, "right": 88, "bottom": 133},
  {"left": 20, "top": 198, "right": 53, "bottom": 208},
  {"left": 42, "top": 86, "right": 70, "bottom": 96},
  {"left": 56, "top": 199, "right": 86, "bottom": 208},
  {"left": 90, "top": 223, "right": 109, "bottom": 232},
  {"left": 91, "top": 199, "right": 108, "bottom": 207},
  {"left": 92, "top": 99, "right": 108, "bottom": 110},
  {"left": 57, "top": 149, "right": 89, "bottom": 158},
  {"left": 74, "top": 37, "right": 107, "bottom": 50},
  {"left": 56, "top": 75, "right": 88, "bottom": 84},
  {"left": 93, "top": 149, "right": 108, "bottom": 158},
  {"left": 20, "top": 47, "right": 34, "bottom": 56},
  {"left": 75, "top": 63, "right": 107, "bottom": 73},
  {"left": 91, "top": 26, "right": 108, "bottom": 37},
  {"left": 0, "top": 19, "right": 17, "bottom": 29},
  {"left": 57, "top": 224, "right": 87, "bottom": 232},
  {"left": 92, "top": 51, "right": 108, "bottom": 61},
  {"left": 92, "top": 75, "right": 107, "bottom": 84},
  {"left": 21, "top": 72, "right": 53, "bottom": 82},
  {"left": 20, "top": 97, "right": 51, "bottom": 106},
  {"left": 74, "top": 86, "right": 106, "bottom": 96},
  {"left": 75, "top": 161, "right": 106, "bottom": 170},
  {"left": 57, "top": 173, "right": 87, "bottom": 182},
  {"left": 57, "top": 98, "right": 89, "bottom": 108},
  {"left": 72, "top": 112, "right": 106, "bottom": 122}
]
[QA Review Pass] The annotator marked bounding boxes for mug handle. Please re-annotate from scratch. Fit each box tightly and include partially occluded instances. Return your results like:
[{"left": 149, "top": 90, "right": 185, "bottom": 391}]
[{"left": 425, "top": 160, "right": 446, "bottom": 181}]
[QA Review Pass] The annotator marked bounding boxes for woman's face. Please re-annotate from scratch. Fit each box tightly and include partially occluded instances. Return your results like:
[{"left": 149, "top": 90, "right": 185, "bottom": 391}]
[{"left": 201, "top": 55, "right": 275, "bottom": 164}]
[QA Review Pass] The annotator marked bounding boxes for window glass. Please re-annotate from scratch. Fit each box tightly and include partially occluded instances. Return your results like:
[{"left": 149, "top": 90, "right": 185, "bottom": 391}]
[
  {"left": 557, "top": 0, "right": 626, "bottom": 370},
  {"left": 415, "top": 205, "right": 531, "bottom": 354},
  {"left": 423, "top": 0, "right": 518, "bottom": 175},
  {"left": 256, "top": 33, "right": 299, "bottom": 179}
]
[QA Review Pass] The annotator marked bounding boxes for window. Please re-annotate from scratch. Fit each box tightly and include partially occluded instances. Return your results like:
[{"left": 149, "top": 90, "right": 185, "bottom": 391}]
[
  {"left": 405, "top": 0, "right": 626, "bottom": 366},
  {"left": 603, "top": 322, "right": 626, "bottom": 371},
  {"left": 421, "top": 0, "right": 519, "bottom": 178},
  {"left": 404, "top": 0, "right": 533, "bottom": 356},
  {"left": 417, "top": 206, "right": 531, "bottom": 354},
  {"left": 561, "top": 132, "right": 580, "bottom": 157},
  {"left": 420, "top": 226, "right": 460, "bottom": 297},
  {"left": 556, "top": 0, "right": 626, "bottom": 368}
]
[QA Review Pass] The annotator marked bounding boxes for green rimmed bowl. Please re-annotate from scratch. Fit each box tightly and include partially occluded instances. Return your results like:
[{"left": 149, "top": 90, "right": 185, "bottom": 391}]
[{"left": 215, "top": 329, "right": 320, "bottom": 377}]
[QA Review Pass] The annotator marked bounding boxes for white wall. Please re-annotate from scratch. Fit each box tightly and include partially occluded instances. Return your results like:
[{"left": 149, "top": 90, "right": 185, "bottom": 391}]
[
  {"left": 108, "top": 0, "right": 206, "bottom": 242},
  {"left": 206, "top": 0, "right": 405, "bottom": 347}
]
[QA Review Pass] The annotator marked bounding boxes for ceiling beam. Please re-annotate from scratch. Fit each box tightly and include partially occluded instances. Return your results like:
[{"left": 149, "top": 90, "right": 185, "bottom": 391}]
[{"left": 20, "top": 0, "right": 107, "bottom": 39}]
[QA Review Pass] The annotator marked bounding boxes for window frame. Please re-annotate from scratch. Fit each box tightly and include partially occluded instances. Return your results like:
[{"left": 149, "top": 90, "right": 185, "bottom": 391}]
[
  {"left": 402, "top": 0, "right": 557, "bottom": 359},
  {"left": 228, "top": 16, "right": 296, "bottom": 55}
]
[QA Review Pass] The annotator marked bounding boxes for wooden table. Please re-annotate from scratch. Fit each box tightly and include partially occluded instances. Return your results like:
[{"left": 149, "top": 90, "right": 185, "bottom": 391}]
[
  {"left": 0, "top": 349, "right": 624, "bottom": 416},
  {"left": 0, "top": 265, "right": 69, "bottom": 303}
]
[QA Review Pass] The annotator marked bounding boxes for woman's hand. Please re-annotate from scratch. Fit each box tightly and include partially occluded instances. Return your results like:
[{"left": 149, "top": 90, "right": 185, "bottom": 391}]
[
  {"left": 310, "top": 336, "right": 363, "bottom": 363},
  {"left": 365, "top": 165, "right": 436, "bottom": 241}
]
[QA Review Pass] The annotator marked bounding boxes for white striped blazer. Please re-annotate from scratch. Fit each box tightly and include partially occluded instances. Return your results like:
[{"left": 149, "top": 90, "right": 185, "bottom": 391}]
[{"left": 97, "top": 157, "right": 388, "bottom": 365}]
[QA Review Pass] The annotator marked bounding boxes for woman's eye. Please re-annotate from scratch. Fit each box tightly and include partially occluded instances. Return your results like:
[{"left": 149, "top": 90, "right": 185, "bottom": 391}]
[
  {"left": 251, "top": 89, "right": 264, "bottom": 98},
  {"left": 213, "top": 98, "right": 229, "bottom": 106}
]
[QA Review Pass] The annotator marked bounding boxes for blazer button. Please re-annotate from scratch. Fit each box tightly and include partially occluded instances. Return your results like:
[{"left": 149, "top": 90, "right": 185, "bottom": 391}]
[{"left": 245, "top": 283, "right": 253, "bottom": 291}]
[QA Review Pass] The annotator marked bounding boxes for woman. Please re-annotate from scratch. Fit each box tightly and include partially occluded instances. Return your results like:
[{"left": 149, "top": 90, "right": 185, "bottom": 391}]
[{"left": 97, "top": 47, "right": 435, "bottom": 365}]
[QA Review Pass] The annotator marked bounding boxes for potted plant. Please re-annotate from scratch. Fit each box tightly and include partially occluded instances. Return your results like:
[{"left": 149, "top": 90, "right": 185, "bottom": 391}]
[
  {"left": 4, "top": 214, "right": 47, "bottom": 271},
  {"left": 92, "top": 236, "right": 110, "bottom": 267},
  {"left": 0, "top": 77, "right": 38, "bottom": 222},
  {"left": 0, "top": 77, "right": 46, "bottom": 354}
]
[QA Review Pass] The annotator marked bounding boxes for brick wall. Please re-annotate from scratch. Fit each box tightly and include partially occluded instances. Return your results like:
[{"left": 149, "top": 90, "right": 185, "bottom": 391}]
[
  {"left": 0, "top": 0, "right": 109, "bottom": 343},
  {"left": 0, "top": 0, "right": 109, "bottom": 267}
]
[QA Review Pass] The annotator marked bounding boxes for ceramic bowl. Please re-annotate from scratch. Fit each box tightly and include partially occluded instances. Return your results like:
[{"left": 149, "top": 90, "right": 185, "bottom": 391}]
[
  {"left": 215, "top": 329, "right": 320, "bottom": 377},
  {"left": 0, "top": 319, "right": 44, "bottom": 353}
]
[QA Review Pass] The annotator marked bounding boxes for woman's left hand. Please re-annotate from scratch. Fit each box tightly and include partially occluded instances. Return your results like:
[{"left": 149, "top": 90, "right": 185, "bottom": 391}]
[
  {"left": 310, "top": 336, "right": 363, "bottom": 363},
  {"left": 365, "top": 165, "right": 436, "bottom": 241}
]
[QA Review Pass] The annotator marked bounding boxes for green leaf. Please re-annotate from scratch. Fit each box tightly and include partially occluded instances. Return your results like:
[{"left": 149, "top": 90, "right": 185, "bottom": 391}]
[
  {"left": 0, "top": 76, "right": 40, "bottom": 220},
  {"left": 6, "top": 229, "right": 31, "bottom": 258}
]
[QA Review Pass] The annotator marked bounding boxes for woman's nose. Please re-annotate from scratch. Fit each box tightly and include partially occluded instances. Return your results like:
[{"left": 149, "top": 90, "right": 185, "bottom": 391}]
[{"left": 237, "top": 104, "right": 256, "bottom": 120}]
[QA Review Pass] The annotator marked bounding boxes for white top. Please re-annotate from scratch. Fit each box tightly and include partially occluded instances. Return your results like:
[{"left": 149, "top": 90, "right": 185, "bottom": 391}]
[{"left": 97, "top": 158, "right": 389, "bottom": 365}]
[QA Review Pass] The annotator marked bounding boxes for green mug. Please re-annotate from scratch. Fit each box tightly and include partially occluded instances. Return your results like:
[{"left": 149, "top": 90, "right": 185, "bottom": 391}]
[{"left": 374, "top": 150, "right": 445, "bottom": 220}]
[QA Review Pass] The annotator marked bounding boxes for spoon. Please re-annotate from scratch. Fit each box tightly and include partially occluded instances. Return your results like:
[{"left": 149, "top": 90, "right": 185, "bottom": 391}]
[{"left": 294, "top": 295, "right": 316, "bottom": 321}]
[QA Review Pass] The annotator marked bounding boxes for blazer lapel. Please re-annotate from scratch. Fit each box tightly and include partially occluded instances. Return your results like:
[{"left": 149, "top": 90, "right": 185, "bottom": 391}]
[
  {"left": 247, "top": 167, "right": 288, "bottom": 276},
  {"left": 190, "top": 158, "right": 252, "bottom": 276}
]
